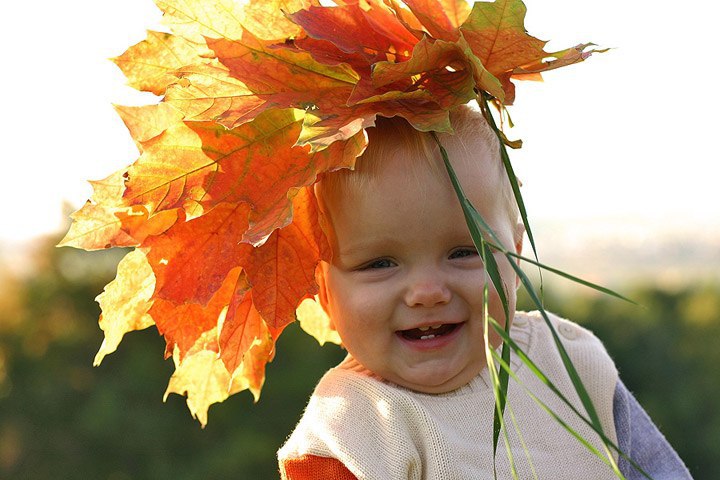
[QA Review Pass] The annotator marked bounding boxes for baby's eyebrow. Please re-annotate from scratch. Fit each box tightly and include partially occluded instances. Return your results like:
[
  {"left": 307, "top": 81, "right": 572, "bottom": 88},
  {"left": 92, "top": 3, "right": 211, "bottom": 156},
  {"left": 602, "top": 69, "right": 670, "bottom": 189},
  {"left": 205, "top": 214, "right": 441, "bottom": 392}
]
[
  {"left": 336, "top": 236, "right": 402, "bottom": 258},
  {"left": 337, "top": 242, "right": 388, "bottom": 257}
]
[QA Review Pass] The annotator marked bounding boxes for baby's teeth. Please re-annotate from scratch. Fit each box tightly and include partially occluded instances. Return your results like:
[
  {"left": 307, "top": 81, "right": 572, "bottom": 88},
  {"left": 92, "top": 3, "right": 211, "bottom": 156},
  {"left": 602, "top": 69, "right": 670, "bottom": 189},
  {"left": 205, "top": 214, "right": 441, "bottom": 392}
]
[
  {"left": 418, "top": 325, "right": 442, "bottom": 332},
  {"left": 420, "top": 334, "right": 436, "bottom": 340}
]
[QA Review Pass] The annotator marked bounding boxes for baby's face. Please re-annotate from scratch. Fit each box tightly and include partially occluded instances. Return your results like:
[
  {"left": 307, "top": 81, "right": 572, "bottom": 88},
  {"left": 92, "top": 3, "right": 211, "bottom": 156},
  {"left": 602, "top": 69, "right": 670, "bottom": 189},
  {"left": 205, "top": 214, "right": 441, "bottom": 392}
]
[{"left": 318, "top": 134, "right": 522, "bottom": 394}]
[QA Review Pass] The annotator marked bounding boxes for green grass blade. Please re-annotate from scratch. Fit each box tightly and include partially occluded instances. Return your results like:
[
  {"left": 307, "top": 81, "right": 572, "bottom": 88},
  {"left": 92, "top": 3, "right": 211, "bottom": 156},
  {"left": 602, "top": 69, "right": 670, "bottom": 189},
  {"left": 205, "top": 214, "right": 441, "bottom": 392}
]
[
  {"left": 477, "top": 94, "right": 544, "bottom": 304},
  {"left": 505, "top": 251, "right": 637, "bottom": 304},
  {"left": 433, "top": 133, "right": 513, "bottom": 470},
  {"left": 483, "top": 282, "right": 520, "bottom": 480},
  {"left": 509, "top": 256, "right": 606, "bottom": 432}
]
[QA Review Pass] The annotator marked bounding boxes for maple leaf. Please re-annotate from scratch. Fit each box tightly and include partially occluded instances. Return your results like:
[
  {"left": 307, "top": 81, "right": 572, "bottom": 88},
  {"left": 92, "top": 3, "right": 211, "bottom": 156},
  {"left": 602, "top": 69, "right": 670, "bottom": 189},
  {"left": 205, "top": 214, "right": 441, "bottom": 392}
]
[
  {"left": 460, "top": 0, "right": 546, "bottom": 78},
  {"left": 122, "top": 107, "right": 362, "bottom": 243},
  {"left": 403, "top": 0, "right": 471, "bottom": 40},
  {"left": 456, "top": 0, "right": 601, "bottom": 104},
  {"left": 296, "top": 296, "right": 341, "bottom": 346},
  {"left": 150, "top": 264, "right": 247, "bottom": 361},
  {"left": 237, "top": 324, "right": 277, "bottom": 399},
  {"left": 369, "top": 35, "right": 505, "bottom": 106},
  {"left": 93, "top": 249, "right": 156, "bottom": 365},
  {"left": 244, "top": 186, "right": 330, "bottom": 329},
  {"left": 240, "top": 0, "right": 314, "bottom": 41},
  {"left": 164, "top": 329, "right": 246, "bottom": 427},
  {"left": 63, "top": 0, "right": 600, "bottom": 424},
  {"left": 113, "top": 31, "right": 211, "bottom": 96},
  {"left": 165, "top": 297, "right": 277, "bottom": 426},
  {"left": 513, "top": 43, "right": 602, "bottom": 76},
  {"left": 155, "top": 0, "right": 248, "bottom": 42},
  {"left": 144, "top": 202, "right": 253, "bottom": 306},
  {"left": 289, "top": 3, "right": 417, "bottom": 64},
  {"left": 218, "top": 281, "right": 264, "bottom": 374},
  {"left": 58, "top": 170, "right": 179, "bottom": 250},
  {"left": 163, "top": 62, "right": 263, "bottom": 124},
  {"left": 218, "top": 282, "right": 281, "bottom": 394},
  {"left": 204, "top": 31, "right": 360, "bottom": 128},
  {"left": 114, "top": 103, "right": 184, "bottom": 148}
]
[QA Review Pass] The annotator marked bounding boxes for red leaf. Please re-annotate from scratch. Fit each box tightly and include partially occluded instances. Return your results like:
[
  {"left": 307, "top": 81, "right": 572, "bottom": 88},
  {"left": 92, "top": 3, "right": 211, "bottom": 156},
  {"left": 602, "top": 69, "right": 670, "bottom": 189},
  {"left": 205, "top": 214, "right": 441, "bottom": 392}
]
[
  {"left": 145, "top": 202, "right": 253, "bottom": 306},
  {"left": 204, "top": 30, "right": 359, "bottom": 128},
  {"left": 403, "top": 0, "right": 471, "bottom": 40},
  {"left": 150, "top": 266, "right": 246, "bottom": 360},
  {"left": 218, "top": 285, "right": 265, "bottom": 374},
  {"left": 289, "top": 4, "right": 416, "bottom": 63},
  {"left": 245, "top": 186, "right": 330, "bottom": 328}
]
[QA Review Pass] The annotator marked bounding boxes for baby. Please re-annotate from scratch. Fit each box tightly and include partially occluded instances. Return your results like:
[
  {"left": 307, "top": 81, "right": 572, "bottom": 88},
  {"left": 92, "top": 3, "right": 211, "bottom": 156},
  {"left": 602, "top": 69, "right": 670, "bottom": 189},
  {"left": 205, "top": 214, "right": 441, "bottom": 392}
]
[{"left": 278, "top": 106, "right": 691, "bottom": 479}]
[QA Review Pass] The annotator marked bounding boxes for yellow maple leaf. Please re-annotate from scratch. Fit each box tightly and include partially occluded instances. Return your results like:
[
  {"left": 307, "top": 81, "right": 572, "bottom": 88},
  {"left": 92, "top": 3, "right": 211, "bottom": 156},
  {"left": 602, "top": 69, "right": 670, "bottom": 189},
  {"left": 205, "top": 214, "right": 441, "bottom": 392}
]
[{"left": 93, "top": 249, "right": 156, "bottom": 365}]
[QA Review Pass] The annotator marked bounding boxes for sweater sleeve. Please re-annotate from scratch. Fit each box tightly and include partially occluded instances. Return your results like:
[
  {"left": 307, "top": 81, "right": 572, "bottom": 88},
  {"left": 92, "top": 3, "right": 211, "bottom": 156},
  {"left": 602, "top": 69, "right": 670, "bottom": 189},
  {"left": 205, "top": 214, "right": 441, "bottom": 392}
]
[
  {"left": 282, "top": 455, "right": 359, "bottom": 480},
  {"left": 614, "top": 379, "right": 693, "bottom": 480}
]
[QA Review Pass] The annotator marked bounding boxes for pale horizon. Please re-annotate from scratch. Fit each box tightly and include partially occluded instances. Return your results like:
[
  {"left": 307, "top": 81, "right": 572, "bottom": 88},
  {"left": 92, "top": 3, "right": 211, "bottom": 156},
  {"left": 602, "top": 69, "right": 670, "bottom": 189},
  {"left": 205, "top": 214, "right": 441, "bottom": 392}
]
[{"left": 2, "top": 0, "right": 718, "bottom": 275}]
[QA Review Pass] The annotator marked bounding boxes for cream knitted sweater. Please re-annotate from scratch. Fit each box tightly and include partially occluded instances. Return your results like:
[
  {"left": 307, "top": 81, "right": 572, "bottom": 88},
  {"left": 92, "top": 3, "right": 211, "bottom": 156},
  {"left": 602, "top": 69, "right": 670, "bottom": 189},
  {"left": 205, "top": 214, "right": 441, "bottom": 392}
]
[{"left": 279, "top": 312, "right": 620, "bottom": 479}]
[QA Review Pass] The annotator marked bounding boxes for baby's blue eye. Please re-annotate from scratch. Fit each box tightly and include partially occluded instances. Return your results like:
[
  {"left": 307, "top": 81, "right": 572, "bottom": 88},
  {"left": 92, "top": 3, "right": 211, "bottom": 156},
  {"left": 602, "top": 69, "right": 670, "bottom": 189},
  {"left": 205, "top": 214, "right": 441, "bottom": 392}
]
[
  {"left": 360, "top": 258, "right": 395, "bottom": 270},
  {"left": 449, "top": 248, "right": 478, "bottom": 260}
]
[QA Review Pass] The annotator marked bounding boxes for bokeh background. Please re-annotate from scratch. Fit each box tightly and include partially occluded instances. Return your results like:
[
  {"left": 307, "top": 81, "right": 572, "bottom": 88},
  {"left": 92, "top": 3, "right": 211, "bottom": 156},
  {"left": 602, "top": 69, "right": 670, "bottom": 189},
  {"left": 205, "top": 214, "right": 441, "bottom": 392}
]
[{"left": 1, "top": 0, "right": 718, "bottom": 478}]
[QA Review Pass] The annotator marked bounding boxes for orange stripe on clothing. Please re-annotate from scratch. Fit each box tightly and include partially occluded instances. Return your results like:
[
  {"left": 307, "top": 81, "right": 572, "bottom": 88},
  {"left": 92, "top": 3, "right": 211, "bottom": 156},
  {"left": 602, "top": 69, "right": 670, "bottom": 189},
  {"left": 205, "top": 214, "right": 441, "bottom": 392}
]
[{"left": 283, "top": 455, "right": 359, "bottom": 480}]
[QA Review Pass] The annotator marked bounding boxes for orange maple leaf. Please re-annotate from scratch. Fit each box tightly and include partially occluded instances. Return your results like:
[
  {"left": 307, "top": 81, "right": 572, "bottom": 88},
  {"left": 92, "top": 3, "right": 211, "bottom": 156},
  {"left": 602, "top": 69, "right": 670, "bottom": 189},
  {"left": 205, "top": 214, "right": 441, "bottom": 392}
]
[
  {"left": 245, "top": 186, "right": 330, "bottom": 329},
  {"left": 144, "top": 202, "right": 253, "bottom": 306},
  {"left": 218, "top": 284, "right": 265, "bottom": 375},
  {"left": 403, "top": 0, "right": 472, "bottom": 40},
  {"left": 151, "top": 265, "right": 246, "bottom": 360}
]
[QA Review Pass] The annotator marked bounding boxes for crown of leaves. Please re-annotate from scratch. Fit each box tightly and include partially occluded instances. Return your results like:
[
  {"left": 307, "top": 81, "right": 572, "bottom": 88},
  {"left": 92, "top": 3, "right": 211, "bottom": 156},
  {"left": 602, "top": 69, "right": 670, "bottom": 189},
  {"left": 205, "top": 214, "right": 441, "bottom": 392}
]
[{"left": 62, "top": 0, "right": 598, "bottom": 425}]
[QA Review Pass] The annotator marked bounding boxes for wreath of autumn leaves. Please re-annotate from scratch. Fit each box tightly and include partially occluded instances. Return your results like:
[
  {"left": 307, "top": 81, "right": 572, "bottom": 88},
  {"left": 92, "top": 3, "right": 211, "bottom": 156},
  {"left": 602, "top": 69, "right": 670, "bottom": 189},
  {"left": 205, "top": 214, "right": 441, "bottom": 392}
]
[{"left": 61, "top": 0, "right": 598, "bottom": 425}]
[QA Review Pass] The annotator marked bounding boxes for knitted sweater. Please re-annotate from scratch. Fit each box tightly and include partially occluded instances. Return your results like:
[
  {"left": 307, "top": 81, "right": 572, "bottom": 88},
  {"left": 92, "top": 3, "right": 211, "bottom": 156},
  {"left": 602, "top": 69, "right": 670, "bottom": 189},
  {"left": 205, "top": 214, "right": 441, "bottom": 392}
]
[{"left": 279, "top": 312, "right": 623, "bottom": 479}]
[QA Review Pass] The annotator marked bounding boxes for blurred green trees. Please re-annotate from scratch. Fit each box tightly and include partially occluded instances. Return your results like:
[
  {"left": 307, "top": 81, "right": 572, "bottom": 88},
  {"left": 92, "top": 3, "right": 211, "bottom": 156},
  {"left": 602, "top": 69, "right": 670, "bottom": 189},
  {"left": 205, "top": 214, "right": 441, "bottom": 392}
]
[{"left": 0, "top": 236, "right": 716, "bottom": 479}]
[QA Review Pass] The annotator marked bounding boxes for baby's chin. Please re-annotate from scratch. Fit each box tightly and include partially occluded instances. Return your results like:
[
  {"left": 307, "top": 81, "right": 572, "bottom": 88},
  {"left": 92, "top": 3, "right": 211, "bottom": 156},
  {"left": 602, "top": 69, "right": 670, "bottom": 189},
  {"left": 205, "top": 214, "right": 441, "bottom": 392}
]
[{"left": 372, "top": 360, "right": 488, "bottom": 395}]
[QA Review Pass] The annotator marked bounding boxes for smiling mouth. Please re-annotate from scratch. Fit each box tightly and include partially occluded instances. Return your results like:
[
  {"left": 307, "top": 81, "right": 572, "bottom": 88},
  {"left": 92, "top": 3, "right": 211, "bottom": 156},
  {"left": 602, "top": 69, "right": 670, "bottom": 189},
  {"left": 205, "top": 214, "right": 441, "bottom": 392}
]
[{"left": 399, "top": 323, "right": 460, "bottom": 341}]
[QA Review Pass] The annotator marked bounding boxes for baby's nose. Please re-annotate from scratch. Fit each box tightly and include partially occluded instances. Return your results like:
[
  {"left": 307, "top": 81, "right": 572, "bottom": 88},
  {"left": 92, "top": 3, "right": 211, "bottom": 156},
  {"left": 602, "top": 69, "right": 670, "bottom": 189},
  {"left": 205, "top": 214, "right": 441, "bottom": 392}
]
[{"left": 404, "top": 275, "right": 451, "bottom": 307}]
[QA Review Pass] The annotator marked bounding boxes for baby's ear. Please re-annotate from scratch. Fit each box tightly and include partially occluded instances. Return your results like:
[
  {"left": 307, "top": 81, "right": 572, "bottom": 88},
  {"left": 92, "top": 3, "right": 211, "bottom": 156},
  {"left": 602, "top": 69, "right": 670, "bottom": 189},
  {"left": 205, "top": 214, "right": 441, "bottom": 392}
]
[
  {"left": 315, "top": 261, "right": 336, "bottom": 329},
  {"left": 514, "top": 222, "right": 525, "bottom": 255},
  {"left": 513, "top": 223, "right": 525, "bottom": 289}
]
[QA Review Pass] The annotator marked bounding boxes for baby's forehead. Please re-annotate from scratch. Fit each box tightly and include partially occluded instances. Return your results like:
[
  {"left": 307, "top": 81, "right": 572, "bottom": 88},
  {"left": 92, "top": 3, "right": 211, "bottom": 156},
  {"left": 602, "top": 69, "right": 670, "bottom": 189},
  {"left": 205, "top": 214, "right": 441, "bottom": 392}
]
[
  {"left": 348, "top": 134, "right": 503, "bottom": 195},
  {"left": 323, "top": 151, "right": 505, "bottom": 230},
  {"left": 317, "top": 109, "right": 513, "bottom": 220}
]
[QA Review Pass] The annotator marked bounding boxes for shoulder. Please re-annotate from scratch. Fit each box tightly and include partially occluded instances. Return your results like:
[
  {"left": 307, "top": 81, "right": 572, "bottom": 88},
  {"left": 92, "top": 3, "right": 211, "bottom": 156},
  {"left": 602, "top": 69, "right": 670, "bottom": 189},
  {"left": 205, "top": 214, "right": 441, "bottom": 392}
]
[
  {"left": 517, "top": 310, "right": 616, "bottom": 374},
  {"left": 515, "top": 311, "right": 620, "bottom": 447},
  {"left": 307, "top": 356, "right": 412, "bottom": 425},
  {"left": 278, "top": 358, "right": 422, "bottom": 479},
  {"left": 282, "top": 360, "right": 395, "bottom": 441}
]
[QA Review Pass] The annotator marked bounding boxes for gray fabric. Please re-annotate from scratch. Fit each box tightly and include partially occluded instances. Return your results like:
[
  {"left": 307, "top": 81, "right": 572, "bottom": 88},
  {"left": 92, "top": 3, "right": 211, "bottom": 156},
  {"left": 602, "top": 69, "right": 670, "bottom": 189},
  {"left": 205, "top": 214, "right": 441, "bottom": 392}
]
[{"left": 614, "top": 380, "right": 693, "bottom": 479}]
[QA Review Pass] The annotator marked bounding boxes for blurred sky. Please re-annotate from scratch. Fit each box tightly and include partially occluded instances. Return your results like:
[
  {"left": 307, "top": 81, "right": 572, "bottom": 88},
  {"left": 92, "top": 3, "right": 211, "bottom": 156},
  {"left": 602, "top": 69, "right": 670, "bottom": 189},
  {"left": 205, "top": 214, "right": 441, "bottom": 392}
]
[{"left": 1, "top": 0, "right": 718, "bottom": 248}]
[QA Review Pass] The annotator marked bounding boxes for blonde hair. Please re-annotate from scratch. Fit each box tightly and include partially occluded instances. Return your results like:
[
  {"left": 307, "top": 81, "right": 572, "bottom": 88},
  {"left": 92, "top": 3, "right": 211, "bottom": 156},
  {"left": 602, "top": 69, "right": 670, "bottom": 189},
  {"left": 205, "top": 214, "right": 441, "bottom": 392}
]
[{"left": 317, "top": 104, "right": 519, "bottom": 228}]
